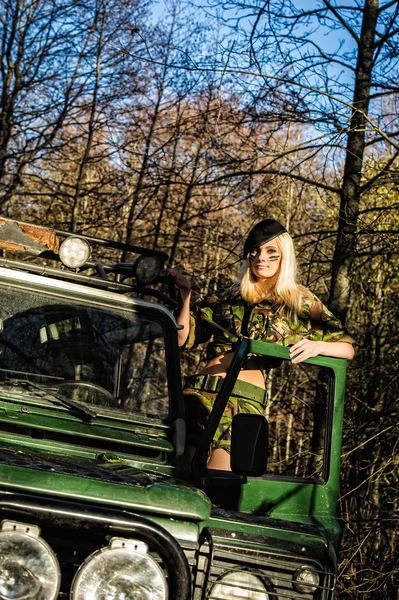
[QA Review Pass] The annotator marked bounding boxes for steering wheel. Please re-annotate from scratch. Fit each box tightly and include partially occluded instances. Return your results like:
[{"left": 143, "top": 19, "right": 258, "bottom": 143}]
[{"left": 55, "top": 381, "right": 116, "bottom": 406}]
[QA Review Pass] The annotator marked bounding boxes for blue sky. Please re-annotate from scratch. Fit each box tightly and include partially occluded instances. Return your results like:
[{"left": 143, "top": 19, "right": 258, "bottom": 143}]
[{"left": 149, "top": 0, "right": 358, "bottom": 84}]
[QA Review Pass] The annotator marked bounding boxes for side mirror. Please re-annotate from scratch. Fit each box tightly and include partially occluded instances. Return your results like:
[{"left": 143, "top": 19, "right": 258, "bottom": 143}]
[{"left": 230, "top": 413, "right": 268, "bottom": 477}]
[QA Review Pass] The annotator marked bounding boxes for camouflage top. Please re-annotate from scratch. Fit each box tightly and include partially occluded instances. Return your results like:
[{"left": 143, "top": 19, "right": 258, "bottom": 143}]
[{"left": 184, "top": 285, "right": 354, "bottom": 360}]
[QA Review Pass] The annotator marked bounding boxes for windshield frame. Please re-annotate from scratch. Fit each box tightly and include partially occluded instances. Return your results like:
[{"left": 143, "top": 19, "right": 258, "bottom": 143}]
[{"left": 0, "top": 266, "right": 184, "bottom": 425}]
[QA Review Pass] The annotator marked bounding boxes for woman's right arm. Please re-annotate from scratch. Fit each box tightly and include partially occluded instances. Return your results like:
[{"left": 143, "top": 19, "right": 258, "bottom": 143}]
[{"left": 163, "top": 268, "right": 192, "bottom": 346}]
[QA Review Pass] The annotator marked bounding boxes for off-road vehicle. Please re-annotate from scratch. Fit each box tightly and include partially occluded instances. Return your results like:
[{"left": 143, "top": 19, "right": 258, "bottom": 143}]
[{"left": 0, "top": 217, "right": 347, "bottom": 599}]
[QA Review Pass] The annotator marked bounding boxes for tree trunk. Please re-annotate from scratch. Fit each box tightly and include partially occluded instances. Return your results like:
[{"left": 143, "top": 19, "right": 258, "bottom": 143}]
[{"left": 329, "top": 0, "right": 379, "bottom": 322}]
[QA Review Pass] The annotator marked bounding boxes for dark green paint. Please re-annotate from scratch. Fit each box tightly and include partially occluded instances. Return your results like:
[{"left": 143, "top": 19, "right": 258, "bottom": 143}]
[
  {"left": 238, "top": 341, "right": 346, "bottom": 535},
  {"left": 0, "top": 460, "right": 211, "bottom": 521}
]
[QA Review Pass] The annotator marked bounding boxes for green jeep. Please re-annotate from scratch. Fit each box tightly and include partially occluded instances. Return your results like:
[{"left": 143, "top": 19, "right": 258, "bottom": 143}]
[{"left": 0, "top": 218, "right": 347, "bottom": 599}]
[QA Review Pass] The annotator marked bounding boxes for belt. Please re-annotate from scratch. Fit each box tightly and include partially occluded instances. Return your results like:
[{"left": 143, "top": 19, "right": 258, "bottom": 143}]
[{"left": 185, "top": 374, "right": 266, "bottom": 405}]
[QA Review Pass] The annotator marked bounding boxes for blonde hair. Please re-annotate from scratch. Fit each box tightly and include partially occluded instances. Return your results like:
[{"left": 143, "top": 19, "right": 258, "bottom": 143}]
[{"left": 238, "top": 232, "right": 302, "bottom": 320}]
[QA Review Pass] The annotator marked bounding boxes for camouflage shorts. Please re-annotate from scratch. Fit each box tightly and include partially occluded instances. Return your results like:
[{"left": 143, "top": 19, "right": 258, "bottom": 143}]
[{"left": 183, "top": 385, "right": 266, "bottom": 454}]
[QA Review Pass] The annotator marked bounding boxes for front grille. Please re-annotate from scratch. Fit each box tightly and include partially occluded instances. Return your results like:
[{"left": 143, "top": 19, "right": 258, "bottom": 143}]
[
  {"left": 0, "top": 495, "right": 336, "bottom": 599},
  {"left": 43, "top": 526, "right": 335, "bottom": 599},
  {"left": 192, "top": 535, "right": 336, "bottom": 599}
]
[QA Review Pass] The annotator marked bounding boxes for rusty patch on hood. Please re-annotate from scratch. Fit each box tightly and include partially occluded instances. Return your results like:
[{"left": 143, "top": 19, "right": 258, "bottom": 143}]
[{"left": 0, "top": 218, "right": 59, "bottom": 254}]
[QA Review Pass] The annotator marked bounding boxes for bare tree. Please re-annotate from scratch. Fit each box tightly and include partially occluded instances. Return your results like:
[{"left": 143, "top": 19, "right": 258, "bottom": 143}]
[
  {"left": 0, "top": 0, "right": 102, "bottom": 209},
  {"left": 181, "top": 0, "right": 399, "bottom": 319}
]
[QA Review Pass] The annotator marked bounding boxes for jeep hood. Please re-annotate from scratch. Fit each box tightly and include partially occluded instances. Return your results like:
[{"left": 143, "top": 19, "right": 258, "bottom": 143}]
[{"left": 0, "top": 448, "right": 211, "bottom": 521}]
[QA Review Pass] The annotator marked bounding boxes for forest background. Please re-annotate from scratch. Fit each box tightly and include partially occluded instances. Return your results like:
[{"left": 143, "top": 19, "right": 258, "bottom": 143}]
[{"left": 0, "top": 0, "right": 398, "bottom": 597}]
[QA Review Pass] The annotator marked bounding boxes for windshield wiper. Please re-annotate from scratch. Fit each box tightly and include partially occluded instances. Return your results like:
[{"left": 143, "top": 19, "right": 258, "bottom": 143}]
[{"left": 0, "top": 378, "right": 96, "bottom": 422}]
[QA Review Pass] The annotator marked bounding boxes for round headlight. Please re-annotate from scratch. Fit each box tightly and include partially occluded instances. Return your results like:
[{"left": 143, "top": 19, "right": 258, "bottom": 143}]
[
  {"left": 133, "top": 255, "right": 163, "bottom": 285},
  {"left": 71, "top": 538, "right": 167, "bottom": 600},
  {"left": 59, "top": 236, "right": 91, "bottom": 269},
  {"left": 0, "top": 520, "right": 60, "bottom": 600},
  {"left": 209, "top": 571, "right": 270, "bottom": 599},
  {"left": 293, "top": 566, "right": 320, "bottom": 593}
]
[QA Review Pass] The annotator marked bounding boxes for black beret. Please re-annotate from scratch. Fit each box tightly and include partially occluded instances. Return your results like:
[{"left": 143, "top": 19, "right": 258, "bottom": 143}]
[{"left": 243, "top": 219, "right": 287, "bottom": 258}]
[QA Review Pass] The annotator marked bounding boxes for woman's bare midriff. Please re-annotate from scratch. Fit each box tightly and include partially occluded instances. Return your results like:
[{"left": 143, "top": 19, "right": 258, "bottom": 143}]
[{"left": 198, "top": 352, "right": 265, "bottom": 389}]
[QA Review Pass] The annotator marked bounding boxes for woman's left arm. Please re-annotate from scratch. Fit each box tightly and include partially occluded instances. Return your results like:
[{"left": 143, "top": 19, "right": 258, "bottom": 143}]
[
  {"left": 290, "top": 289, "right": 355, "bottom": 363},
  {"left": 289, "top": 339, "right": 354, "bottom": 364}
]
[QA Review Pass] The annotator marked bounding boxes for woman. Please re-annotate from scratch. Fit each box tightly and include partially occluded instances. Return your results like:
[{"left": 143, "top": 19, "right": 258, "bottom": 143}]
[{"left": 167, "top": 219, "right": 354, "bottom": 470}]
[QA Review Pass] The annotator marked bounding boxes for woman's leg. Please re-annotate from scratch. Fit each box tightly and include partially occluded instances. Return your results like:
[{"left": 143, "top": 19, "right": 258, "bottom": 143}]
[
  {"left": 183, "top": 387, "right": 266, "bottom": 470},
  {"left": 207, "top": 448, "right": 231, "bottom": 470}
]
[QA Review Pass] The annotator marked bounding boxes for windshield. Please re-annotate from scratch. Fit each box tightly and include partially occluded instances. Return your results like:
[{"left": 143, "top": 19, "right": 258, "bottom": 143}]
[{"left": 0, "top": 286, "right": 169, "bottom": 420}]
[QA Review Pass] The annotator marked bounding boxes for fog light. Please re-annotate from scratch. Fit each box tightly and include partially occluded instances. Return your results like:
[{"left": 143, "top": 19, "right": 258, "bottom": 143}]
[
  {"left": 293, "top": 566, "right": 320, "bottom": 593},
  {"left": 133, "top": 254, "right": 163, "bottom": 285},
  {"left": 59, "top": 236, "right": 91, "bottom": 269},
  {"left": 209, "top": 571, "right": 270, "bottom": 599},
  {"left": 71, "top": 538, "right": 167, "bottom": 600},
  {"left": 0, "top": 520, "right": 60, "bottom": 600}
]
